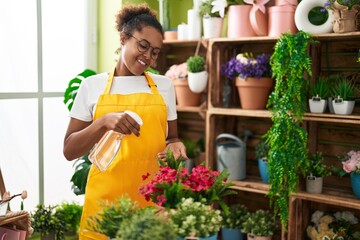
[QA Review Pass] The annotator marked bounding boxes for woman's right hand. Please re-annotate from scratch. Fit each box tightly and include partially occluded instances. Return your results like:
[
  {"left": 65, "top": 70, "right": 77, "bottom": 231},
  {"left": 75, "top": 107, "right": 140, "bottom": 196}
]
[{"left": 101, "top": 112, "right": 141, "bottom": 137}]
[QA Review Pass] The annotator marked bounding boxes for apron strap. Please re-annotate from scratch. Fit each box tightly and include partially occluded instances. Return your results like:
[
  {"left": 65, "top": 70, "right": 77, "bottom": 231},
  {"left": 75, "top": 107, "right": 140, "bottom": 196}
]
[{"left": 103, "top": 68, "right": 159, "bottom": 95}]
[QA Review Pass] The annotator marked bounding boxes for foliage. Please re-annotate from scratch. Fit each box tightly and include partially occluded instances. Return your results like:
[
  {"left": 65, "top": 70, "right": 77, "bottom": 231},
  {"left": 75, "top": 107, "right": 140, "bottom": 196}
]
[
  {"left": 199, "top": 0, "right": 228, "bottom": 18},
  {"left": 169, "top": 198, "right": 222, "bottom": 238},
  {"left": 87, "top": 196, "right": 138, "bottom": 238},
  {"left": 186, "top": 55, "right": 206, "bottom": 73},
  {"left": 324, "top": 0, "right": 360, "bottom": 9},
  {"left": 63, "top": 69, "right": 96, "bottom": 111},
  {"left": 221, "top": 203, "right": 249, "bottom": 229},
  {"left": 64, "top": 69, "right": 96, "bottom": 196},
  {"left": 70, "top": 153, "right": 91, "bottom": 195},
  {"left": 309, "top": 77, "right": 330, "bottom": 99},
  {"left": 303, "top": 152, "right": 332, "bottom": 177},
  {"left": 116, "top": 207, "right": 177, "bottom": 240},
  {"left": 221, "top": 52, "right": 272, "bottom": 80},
  {"left": 306, "top": 210, "right": 360, "bottom": 240},
  {"left": 264, "top": 31, "right": 314, "bottom": 229},
  {"left": 255, "top": 137, "right": 270, "bottom": 159},
  {"left": 31, "top": 204, "right": 67, "bottom": 239},
  {"left": 139, "top": 150, "right": 237, "bottom": 213},
  {"left": 55, "top": 201, "right": 83, "bottom": 234},
  {"left": 331, "top": 78, "right": 357, "bottom": 101},
  {"left": 183, "top": 138, "right": 200, "bottom": 159},
  {"left": 241, "top": 209, "right": 276, "bottom": 237}
]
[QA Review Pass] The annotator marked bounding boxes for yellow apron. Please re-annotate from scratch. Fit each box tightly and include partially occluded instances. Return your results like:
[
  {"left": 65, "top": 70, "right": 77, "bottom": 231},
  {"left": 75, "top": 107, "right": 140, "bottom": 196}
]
[{"left": 79, "top": 69, "right": 167, "bottom": 240}]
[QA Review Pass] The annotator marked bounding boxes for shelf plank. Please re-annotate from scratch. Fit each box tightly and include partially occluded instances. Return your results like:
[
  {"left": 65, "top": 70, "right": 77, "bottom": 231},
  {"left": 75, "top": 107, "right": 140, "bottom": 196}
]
[
  {"left": 229, "top": 178, "right": 270, "bottom": 195},
  {"left": 291, "top": 191, "right": 360, "bottom": 209},
  {"left": 207, "top": 107, "right": 360, "bottom": 124}
]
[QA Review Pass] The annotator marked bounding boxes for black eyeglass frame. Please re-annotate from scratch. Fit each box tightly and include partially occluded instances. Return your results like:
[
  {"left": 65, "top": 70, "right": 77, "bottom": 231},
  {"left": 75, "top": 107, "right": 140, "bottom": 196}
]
[{"left": 128, "top": 34, "right": 161, "bottom": 60}]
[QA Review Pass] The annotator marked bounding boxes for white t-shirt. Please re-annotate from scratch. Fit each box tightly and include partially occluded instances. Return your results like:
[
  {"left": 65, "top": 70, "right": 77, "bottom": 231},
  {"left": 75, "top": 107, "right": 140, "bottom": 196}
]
[{"left": 69, "top": 72, "right": 177, "bottom": 122}]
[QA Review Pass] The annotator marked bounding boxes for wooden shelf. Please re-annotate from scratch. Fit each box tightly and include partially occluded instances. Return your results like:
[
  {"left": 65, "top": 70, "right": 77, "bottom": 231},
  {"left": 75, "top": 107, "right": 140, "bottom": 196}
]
[
  {"left": 230, "top": 178, "right": 270, "bottom": 195},
  {"left": 207, "top": 107, "right": 360, "bottom": 124},
  {"left": 176, "top": 106, "right": 205, "bottom": 113}
]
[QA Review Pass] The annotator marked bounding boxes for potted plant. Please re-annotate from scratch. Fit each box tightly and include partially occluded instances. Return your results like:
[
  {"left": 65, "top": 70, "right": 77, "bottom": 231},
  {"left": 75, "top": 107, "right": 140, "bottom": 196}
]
[
  {"left": 241, "top": 209, "right": 276, "bottom": 240},
  {"left": 183, "top": 138, "right": 200, "bottom": 173},
  {"left": 54, "top": 201, "right": 83, "bottom": 236},
  {"left": 302, "top": 152, "right": 331, "bottom": 194},
  {"left": 221, "top": 203, "right": 248, "bottom": 240},
  {"left": 308, "top": 77, "right": 330, "bottom": 113},
  {"left": 169, "top": 198, "right": 222, "bottom": 239},
  {"left": 186, "top": 55, "right": 208, "bottom": 93},
  {"left": 338, "top": 150, "right": 360, "bottom": 198},
  {"left": 331, "top": 78, "right": 357, "bottom": 115},
  {"left": 326, "top": 74, "right": 342, "bottom": 113},
  {"left": 87, "top": 196, "right": 138, "bottom": 239},
  {"left": 116, "top": 207, "right": 177, "bottom": 240},
  {"left": 264, "top": 31, "right": 314, "bottom": 229},
  {"left": 31, "top": 204, "right": 67, "bottom": 240},
  {"left": 199, "top": 0, "right": 227, "bottom": 38},
  {"left": 222, "top": 52, "right": 273, "bottom": 109},
  {"left": 139, "top": 150, "right": 237, "bottom": 212},
  {"left": 165, "top": 63, "right": 202, "bottom": 106},
  {"left": 255, "top": 138, "right": 270, "bottom": 183},
  {"left": 324, "top": 0, "right": 360, "bottom": 33}
]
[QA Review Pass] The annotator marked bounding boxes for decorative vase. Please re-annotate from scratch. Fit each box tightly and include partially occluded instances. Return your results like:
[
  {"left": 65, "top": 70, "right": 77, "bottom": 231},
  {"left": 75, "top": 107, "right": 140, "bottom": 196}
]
[
  {"left": 235, "top": 77, "right": 274, "bottom": 109},
  {"left": 188, "top": 71, "right": 208, "bottom": 93},
  {"left": 258, "top": 158, "right": 269, "bottom": 183},
  {"left": 221, "top": 228, "right": 244, "bottom": 240},
  {"left": 227, "top": 5, "right": 256, "bottom": 37},
  {"left": 308, "top": 97, "right": 327, "bottom": 113},
  {"left": 203, "top": 17, "right": 223, "bottom": 38},
  {"left": 268, "top": 5, "right": 297, "bottom": 37},
  {"left": 350, "top": 172, "right": 360, "bottom": 198},
  {"left": 332, "top": 99, "right": 355, "bottom": 115},
  {"left": 173, "top": 78, "right": 202, "bottom": 106},
  {"left": 306, "top": 176, "right": 323, "bottom": 194}
]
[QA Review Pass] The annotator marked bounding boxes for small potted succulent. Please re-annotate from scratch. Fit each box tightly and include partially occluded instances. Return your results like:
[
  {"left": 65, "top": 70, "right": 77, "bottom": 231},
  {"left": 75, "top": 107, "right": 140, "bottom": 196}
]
[
  {"left": 241, "top": 209, "right": 276, "bottom": 240},
  {"left": 221, "top": 204, "right": 249, "bottom": 240},
  {"left": 169, "top": 198, "right": 222, "bottom": 239},
  {"left": 186, "top": 55, "right": 208, "bottom": 93},
  {"left": 308, "top": 77, "right": 330, "bottom": 113},
  {"left": 331, "top": 78, "right": 358, "bottom": 115},
  {"left": 255, "top": 138, "right": 270, "bottom": 183},
  {"left": 302, "top": 152, "right": 331, "bottom": 194}
]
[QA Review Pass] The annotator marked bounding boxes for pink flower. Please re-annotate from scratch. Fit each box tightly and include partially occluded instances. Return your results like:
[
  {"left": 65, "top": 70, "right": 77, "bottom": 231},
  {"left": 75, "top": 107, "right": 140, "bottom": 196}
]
[
  {"left": 342, "top": 150, "right": 360, "bottom": 173},
  {"left": 21, "top": 190, "right": 27, "bottom": 200}
]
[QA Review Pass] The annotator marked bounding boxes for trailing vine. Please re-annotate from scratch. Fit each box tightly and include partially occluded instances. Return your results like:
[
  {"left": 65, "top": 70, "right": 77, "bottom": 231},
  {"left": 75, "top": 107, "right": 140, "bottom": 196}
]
[{"left": 265, "top": 31, "right": 315, "bottom": 229}]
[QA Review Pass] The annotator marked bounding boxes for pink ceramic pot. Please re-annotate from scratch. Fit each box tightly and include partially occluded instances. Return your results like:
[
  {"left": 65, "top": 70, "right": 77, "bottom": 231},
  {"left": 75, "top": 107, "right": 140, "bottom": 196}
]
[
  {"left": 227, "top": 5, "right": 256, "bottom": 38},
  {"left": 268, "top": 5, "right": 297, "bottom": 37},
  {"left": 275, "top": 0, "right": 298, "bottom": 6}
]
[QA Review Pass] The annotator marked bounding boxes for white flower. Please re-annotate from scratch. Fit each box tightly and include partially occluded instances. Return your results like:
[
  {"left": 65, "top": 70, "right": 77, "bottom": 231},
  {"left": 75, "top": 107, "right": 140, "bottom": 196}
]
[
  {"left": 334, "top": 211, "right": 358, "bottom": 224},
  {"left": 211, "top": 0, "right": 228, "bottom": 18},
  {"left": 311, "top": 210, "right": 324, "bottom": 226}
]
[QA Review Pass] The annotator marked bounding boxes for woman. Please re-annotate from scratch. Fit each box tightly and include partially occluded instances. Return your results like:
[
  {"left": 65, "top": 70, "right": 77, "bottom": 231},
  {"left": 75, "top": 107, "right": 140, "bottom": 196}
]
[{"left": 63, "top": 3, "right": 187, "bottom": 239}]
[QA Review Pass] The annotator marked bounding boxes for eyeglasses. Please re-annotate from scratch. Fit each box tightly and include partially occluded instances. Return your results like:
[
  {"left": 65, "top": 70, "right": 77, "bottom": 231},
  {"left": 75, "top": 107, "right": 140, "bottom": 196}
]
[{"left": 129, "top": 34, "right": 161, "bottom": 60}]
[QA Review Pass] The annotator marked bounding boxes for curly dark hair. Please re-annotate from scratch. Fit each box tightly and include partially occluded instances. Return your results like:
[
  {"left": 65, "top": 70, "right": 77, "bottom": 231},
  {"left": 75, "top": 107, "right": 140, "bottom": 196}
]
[{"left": 115, "top": 3, "right": 163, "bottom": 37}]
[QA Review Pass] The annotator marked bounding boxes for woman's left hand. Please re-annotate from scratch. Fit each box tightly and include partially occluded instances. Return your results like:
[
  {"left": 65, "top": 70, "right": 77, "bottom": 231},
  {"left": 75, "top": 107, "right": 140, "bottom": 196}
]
[{"left": 157, "top": 141, "right": 188, "bottom": 161}]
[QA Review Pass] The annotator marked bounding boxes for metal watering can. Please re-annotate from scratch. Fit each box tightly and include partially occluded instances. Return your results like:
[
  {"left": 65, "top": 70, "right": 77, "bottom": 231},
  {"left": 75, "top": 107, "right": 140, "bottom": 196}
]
[{"left": 216, "top": 131, "right": 252, "bottom": 180}]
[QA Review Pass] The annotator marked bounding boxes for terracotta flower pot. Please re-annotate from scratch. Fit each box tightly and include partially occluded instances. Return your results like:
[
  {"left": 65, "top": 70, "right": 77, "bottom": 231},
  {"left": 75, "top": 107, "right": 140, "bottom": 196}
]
[
  {"left": 173, "top": 78, "right": 202, "bottom": 106},
  {"left": 235, "top": 77, "right": 274, "bottom": 109}
]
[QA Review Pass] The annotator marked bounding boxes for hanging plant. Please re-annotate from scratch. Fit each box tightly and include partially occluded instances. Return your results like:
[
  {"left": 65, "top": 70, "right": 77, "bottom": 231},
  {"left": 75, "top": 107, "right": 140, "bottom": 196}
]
[{"left": 264, "top": 31, "right": 315, "bottom": 229}]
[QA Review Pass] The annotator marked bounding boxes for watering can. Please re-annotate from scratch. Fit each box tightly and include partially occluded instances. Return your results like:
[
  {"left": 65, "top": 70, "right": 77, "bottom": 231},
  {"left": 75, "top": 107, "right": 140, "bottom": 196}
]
[{"left": 216, "top": 131, "right": 252, "bottom": 180}]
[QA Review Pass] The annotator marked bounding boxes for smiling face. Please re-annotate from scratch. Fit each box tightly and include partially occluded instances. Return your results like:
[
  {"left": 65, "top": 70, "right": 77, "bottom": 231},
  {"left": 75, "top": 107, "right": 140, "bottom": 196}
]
[{"left": 118, "top": 26, "right": 163, "bottom": 76}]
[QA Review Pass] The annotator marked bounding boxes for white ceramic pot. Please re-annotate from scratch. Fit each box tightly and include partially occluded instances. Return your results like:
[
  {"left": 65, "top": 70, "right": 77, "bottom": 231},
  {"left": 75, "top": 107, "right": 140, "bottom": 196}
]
[
  {"left": 188, "top": 71, "right": 208, "bottom": 93},
  {"left": 306, "top": 176, "right": 323, "bottom": 194},
  {"left": 203, "top": 17, "right": 223, "bottom": 38},
  {"left": 332, "top": 99, "right": 355, "bottom": 115},
  {"left": 308, "top": 98, "right": 327, "bottom": 113}
]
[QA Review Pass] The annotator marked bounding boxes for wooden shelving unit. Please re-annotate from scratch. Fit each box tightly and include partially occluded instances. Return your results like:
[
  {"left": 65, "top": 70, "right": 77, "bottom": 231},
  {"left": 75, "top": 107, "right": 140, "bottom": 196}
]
[{"left": 158, "top": 32, "right": 360, "bottom": 240}]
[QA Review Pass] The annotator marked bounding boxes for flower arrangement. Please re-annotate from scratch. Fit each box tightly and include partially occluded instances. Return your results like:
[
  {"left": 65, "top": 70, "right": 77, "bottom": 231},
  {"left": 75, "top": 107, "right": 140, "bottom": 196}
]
[
  {"left": 139, "top": 151, "right": 236, "bottom": 211},
  {"left": 199, "top": 0, "right": 228, "bottom": 18},
  {"left": 169, "top": 198, "right": 222, "bottom": 238},
  {"left": 341, "top": 150, "right": 360, "bottom": 175},
  {"left": 221, "top": 52, "right": 272, "bottom": 80},
  {"left": 221, "top": 203, "right": 248, "bottom": 229},
  {"left": 307, "top": 210, "right": 360, "bottom": 240}
]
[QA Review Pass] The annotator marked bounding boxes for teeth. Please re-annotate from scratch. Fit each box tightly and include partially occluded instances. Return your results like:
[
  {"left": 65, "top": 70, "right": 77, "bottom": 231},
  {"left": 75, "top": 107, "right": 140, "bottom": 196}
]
[{"left": 138, "top": 59, "right": 147, "bottom": 66}]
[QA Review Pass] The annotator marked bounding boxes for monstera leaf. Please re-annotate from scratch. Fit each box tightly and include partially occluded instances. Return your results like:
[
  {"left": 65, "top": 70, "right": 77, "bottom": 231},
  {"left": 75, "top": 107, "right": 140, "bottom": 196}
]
[{"left": 64, "top": 69, "right": 96, "bottom": 195}]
